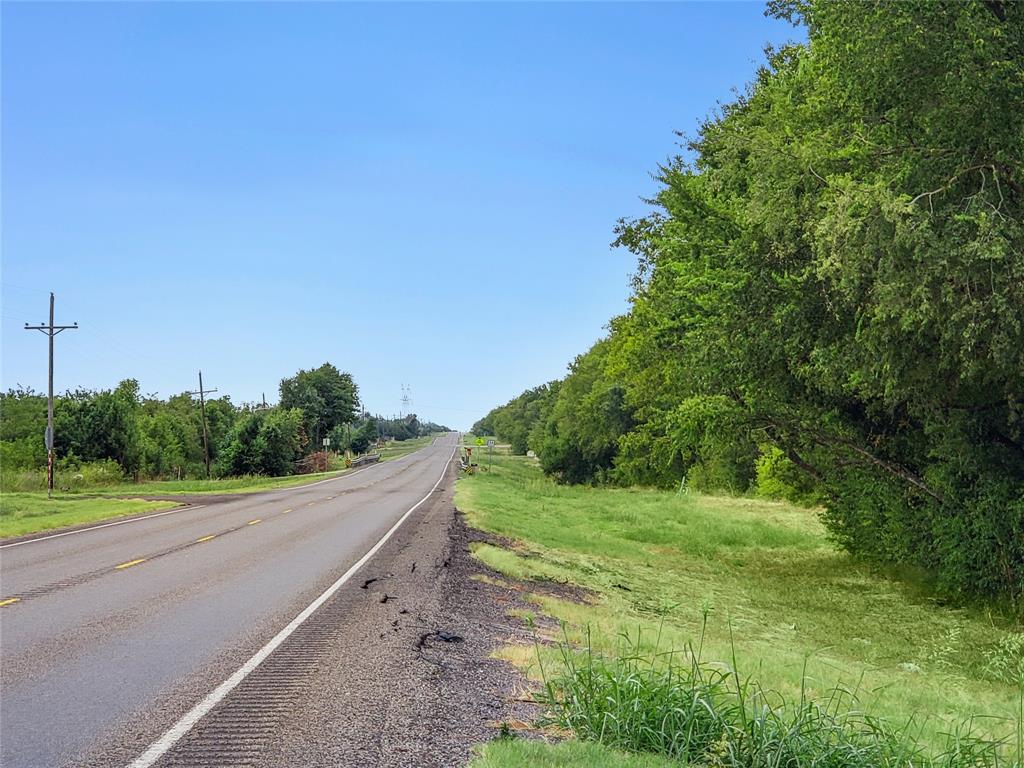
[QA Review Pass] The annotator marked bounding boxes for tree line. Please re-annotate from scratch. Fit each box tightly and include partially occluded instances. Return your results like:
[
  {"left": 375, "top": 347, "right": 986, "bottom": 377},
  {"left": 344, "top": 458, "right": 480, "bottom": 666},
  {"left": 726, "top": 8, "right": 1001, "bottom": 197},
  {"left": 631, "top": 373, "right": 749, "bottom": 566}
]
[
  {"left": 474, "top": 1, "right": 1023, "bottom": 604},
  {"left": 1, "top": 362, "right": 448, "bottom": 483}
]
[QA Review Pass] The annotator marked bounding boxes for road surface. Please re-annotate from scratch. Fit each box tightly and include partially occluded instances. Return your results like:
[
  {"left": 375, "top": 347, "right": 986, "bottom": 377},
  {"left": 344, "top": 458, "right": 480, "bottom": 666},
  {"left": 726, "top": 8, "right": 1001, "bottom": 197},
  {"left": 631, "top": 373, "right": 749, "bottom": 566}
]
[{"left": 0, "top": 434, "right": 460, "bottom": 767}]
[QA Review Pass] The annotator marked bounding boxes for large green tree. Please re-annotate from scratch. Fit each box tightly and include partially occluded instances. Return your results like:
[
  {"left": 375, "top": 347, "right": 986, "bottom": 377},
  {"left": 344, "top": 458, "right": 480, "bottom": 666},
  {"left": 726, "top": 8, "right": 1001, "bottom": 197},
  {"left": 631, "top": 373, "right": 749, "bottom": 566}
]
[
  {"left": 612, "top": 0, "right": 1023, "bottom": 599},
  {"left": 216, "top": 408, "right": 305, "bottom": 477},
  {"left": 475, "top": 0, "right": 1023, "bottom": 602},
  {"left": 279, "top": 363, "right": 358, "bottom": 450},
  {"left": 531, "top": 340, "right": 633, "bottom": 484},
  {"left": 56, "top": 380, "right": 143, "bottom": 474}
]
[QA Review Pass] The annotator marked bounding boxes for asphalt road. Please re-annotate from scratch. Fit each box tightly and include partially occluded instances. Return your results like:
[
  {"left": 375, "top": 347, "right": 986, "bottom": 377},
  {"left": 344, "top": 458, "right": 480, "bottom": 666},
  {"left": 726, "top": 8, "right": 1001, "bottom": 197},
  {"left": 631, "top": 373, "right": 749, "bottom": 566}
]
[{"left": 0, "top": 434, "right": 459, "bottom": 768}]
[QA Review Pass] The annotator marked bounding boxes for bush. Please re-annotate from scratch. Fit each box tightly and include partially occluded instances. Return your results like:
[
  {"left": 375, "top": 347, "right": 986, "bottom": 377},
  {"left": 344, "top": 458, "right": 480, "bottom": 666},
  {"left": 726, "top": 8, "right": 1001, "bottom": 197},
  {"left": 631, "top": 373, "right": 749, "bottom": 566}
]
[
  {"left": 1, "top": 458, "right": 127, "bottom": 493},
  {"left": 0, "top": 436, "right": 46, "bottom": 473},
  {"left": 216, "top": 408, "right": 304, "bottom": 477}
]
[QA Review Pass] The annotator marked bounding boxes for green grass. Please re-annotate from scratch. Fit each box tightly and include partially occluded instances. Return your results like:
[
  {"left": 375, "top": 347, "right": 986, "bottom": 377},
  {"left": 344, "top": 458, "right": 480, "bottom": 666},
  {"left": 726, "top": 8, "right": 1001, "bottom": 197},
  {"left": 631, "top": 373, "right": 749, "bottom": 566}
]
[
  {"left": 0, "top": 493, "right": 178, "bottom": 538},
  {"left": 377, "top": 434, "right": 440, "bottom": 461},
  {"left": 3, "top": 462, "right": 352, "bottom": 496},
  {"left": 472, "top": 740, "right": 681, "bottom": 767},
  {"left": 458, "top": 455, "right": 1022, "bottom": 765},
  {"left": 82, "top": 471, "right": 351, "bottom": 496}
]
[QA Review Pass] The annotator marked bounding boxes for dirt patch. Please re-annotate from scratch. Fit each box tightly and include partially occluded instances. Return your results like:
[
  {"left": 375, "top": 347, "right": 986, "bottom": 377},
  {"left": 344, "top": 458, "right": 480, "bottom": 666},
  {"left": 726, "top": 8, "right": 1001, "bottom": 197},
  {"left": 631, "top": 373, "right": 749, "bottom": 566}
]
[{"left": 230, "top": 471, "right": 545, "bottom": 767}]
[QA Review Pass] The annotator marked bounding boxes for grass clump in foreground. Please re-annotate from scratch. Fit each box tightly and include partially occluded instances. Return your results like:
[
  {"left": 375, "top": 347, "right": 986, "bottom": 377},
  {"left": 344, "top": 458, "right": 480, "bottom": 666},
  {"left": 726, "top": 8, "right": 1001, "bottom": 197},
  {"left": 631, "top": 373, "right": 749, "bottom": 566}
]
[
  {"left": 458, "top": 455, "right": 1022, "bottom": 766},
  {"left": 533, "top": 624, "right": 1020, "bottom": 767},
  {"left": 0, "top": 493, "right": 177, "bottom": 538},
  {"left": 473, "top": 738, "right": 680, "bottom": 767}
]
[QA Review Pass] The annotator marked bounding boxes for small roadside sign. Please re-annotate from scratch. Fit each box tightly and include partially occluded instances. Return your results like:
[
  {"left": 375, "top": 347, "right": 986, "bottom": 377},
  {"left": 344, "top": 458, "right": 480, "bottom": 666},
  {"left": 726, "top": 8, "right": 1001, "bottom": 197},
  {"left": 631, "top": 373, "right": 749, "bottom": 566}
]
[
  {"left": 486, "top": 439, "right": 495, "bottom": 447},
  {"left": 323, "top": 438, "right": 330, "bottom": 446},
  {"left": 44, "top": 426, "right": 54, "bottom": 450},
  {"left": 475, "top": 437, "right": 485, "bottom": 446}
]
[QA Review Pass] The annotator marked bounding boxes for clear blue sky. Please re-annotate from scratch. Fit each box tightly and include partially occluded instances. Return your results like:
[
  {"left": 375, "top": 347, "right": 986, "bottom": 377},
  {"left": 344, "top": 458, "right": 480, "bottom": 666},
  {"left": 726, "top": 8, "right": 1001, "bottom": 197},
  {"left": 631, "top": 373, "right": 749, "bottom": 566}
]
[{"left": 2, "top": 2, "right": 800, "bottom": 430}]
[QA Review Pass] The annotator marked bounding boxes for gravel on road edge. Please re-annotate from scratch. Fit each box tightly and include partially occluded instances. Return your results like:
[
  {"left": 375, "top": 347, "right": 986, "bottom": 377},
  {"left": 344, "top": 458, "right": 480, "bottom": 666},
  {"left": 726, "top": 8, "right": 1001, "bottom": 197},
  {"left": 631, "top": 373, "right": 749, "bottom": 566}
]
[
  {"left": 248, "top": 469, "right": 541, "bottom": 767},
  {"left": 127, "top": 464, "right": 543, "bottom": 768}
]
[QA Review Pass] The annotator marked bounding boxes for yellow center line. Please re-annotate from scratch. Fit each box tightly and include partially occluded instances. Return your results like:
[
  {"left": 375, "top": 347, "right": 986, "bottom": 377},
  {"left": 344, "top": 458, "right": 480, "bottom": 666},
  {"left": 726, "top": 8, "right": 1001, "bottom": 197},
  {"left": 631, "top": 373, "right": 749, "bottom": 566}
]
[
  {"left": 195, "top": 535, "right": 216, "bottom": 543},
  {"left": 115, "top": 558, "right": 146, "bottom": 570},
  {"left": 0, "top": 597, "right": 20, "bottom": 607},
  {"left": 247, "top": 519, "right": 262, "bottom": 525},
  {"left": 282, "top": 508, "right": 292, "bottom": 514}
]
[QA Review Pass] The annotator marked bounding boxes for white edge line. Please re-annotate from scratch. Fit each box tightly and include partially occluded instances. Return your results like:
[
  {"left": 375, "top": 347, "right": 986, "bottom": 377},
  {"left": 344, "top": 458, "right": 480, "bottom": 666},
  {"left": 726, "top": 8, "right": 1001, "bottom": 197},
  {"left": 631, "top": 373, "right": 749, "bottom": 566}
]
[
  {"left": 0, "top": 444, "right": 429, "bottom": 550},
  {"left": 125, "top": 444, "right": 457, "bottom": 768}
]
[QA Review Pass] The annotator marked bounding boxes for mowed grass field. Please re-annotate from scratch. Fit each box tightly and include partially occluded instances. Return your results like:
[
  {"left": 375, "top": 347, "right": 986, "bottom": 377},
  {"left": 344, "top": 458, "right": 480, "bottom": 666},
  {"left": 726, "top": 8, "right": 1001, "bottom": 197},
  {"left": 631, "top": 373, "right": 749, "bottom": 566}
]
[
  {"left": 0, "top": 494, "right": 178, "bottom": 538},
  {"left": 457, "top": 454, "right": 1022, "bottom": 766},
  {"left": 0, "top": 435, "right": 441, "bottom": 538}
]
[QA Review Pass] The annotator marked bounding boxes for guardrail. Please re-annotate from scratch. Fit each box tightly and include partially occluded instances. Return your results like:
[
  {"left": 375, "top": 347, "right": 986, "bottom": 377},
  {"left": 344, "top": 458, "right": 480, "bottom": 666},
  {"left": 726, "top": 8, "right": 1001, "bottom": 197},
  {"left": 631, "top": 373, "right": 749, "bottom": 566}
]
[{"left": 349, "top": 453, "right": 381, "bottom": 468}]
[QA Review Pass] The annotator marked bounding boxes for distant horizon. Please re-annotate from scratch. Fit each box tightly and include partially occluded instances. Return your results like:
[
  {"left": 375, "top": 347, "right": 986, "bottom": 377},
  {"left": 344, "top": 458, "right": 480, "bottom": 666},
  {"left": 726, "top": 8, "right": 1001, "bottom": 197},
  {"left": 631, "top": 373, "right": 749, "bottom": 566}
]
[{"left": 1, "top": 2, "right": 802, "bottom": 430}]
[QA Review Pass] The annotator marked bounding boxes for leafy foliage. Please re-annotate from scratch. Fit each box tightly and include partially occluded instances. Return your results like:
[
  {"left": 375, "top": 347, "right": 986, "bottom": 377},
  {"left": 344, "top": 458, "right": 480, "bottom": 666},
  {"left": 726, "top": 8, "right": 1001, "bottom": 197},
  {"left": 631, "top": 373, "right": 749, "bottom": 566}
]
[
  {"left": 474, "top": 1, "right": 1024, "bottom": 603},
  {"left": 0, "top": 361, "right": 446, "bottom": 484},
  {"left": 474, "top": 385, "right": 555, "bottom": 455},
  {"left": 216, "top": 408, "right": 305, "bottom": 477},
  {"left": 279, "top": 362, "right": 358, "bottom": 447}
]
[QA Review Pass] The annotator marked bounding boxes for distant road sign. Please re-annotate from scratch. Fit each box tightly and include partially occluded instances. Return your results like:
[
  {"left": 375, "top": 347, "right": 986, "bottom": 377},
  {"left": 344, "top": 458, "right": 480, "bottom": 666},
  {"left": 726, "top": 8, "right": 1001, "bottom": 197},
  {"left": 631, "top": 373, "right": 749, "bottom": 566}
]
[
  {"left": 475, "top": 437, "right": 485, "bottom": 446},
  {"left": 486, "top": 439, "right": 496, "bottom": 447}
]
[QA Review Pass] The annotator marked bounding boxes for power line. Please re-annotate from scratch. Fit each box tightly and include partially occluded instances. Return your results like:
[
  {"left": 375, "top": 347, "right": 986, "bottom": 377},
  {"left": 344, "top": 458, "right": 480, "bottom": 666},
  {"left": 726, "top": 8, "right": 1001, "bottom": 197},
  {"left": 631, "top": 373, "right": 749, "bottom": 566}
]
[
  {"left": 23, "top": 292, "right": 78, "bottom": 498},
  {"left": 187, "top": 371, "right": 218, "bottom": 479}
]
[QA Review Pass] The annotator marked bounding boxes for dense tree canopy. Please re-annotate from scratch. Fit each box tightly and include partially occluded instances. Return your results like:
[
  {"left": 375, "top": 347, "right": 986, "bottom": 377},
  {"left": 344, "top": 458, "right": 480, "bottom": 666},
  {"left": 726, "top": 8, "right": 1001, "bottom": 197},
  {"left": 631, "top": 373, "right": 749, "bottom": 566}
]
[
  {"left": 2, "top": 361, "right": 447, "bottom": 486},
  {"left": 216, "top": 408, "right": 305, "bottom": 477},
  {"left": 279, "top": 363, "right": 359, "bottom": 448},
  {"left": 476, "top": 0, "right": 1023, "bottom": 603}
]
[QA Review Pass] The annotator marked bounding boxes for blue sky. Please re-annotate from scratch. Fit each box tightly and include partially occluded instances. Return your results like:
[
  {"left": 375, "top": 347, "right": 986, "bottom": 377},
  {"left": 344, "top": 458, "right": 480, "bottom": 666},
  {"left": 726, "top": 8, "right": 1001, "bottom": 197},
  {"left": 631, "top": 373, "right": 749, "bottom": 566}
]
[{"left": 2, "top": 2, "right": 800, "bottom": 430}]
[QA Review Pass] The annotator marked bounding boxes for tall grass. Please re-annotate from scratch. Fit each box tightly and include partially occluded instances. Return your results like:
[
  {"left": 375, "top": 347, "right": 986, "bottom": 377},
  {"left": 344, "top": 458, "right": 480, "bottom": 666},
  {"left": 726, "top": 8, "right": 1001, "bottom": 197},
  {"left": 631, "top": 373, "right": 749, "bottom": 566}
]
[
  {"left": 1, "top": 459, "right": 126, "bottom": 493},
  {"left": 534, "top": 617, "right": 1022, "bottom": 767}
]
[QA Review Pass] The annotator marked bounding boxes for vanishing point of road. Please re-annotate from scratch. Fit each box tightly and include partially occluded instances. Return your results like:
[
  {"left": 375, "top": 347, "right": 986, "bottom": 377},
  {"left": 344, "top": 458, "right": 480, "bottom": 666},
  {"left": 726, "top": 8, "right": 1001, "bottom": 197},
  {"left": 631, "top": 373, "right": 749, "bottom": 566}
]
[{"left": 0, "top": 434, "right": 460, "bottom": 767}]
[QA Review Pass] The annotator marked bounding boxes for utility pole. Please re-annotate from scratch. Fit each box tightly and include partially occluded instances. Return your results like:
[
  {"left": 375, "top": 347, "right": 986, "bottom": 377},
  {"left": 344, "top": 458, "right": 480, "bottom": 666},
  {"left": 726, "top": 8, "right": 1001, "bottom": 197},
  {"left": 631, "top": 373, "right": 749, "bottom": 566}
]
[
  {"left": 24, "top": 292, "right": 78, "bottom": 499},
  {"left": 188, "top": 371, "right": 218, "bottom": 479}
]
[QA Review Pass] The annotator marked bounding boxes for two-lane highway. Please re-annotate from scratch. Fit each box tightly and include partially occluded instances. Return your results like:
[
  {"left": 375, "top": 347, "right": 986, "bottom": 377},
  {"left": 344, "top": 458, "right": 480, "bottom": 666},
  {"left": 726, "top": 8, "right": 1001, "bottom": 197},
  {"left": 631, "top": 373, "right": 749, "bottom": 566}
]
[{"left": 0, "top": 434, "right": 458, "bottom": 767}]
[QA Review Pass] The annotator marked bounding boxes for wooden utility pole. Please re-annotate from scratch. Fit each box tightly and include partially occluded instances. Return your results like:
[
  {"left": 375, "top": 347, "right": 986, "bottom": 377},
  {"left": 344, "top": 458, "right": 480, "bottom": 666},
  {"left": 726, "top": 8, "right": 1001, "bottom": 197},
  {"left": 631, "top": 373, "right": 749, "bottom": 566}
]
[
  {"left": 188, "top": 371, "right": 217, "bottom": 479},
  {"left": 24, "top": 292, "right": 78, "bottom": 499}
]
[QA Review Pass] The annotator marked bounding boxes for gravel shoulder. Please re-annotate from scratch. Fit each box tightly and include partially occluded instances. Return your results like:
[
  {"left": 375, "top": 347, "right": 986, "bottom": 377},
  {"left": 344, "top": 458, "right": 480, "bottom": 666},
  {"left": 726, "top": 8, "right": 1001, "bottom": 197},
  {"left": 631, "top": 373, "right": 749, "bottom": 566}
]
[{"left": 144, "top": 463, "right": 539, "bottom": 768}]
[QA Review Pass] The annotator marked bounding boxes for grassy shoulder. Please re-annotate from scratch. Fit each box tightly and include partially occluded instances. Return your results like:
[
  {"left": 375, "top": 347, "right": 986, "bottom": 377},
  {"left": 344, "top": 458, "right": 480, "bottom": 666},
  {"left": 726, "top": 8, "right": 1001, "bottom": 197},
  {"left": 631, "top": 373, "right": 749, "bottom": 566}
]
[
  {"left": 377, "top": 434, "right": 440, "bottom": 461},
  {"left": 75, "top": 470, "right": 352, "bottom": 497},
  {"left": 0, "top": 436, "right": 441, "bottom": 538},
  {"left": 457, "top": 455, "right": 1022, "bottom": 765},
  {"left": 472, "top": 740, "right": 679, "bottom": 767},
  {"left": 0, "top": 493, "right": 178, "bottom": 538}
]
